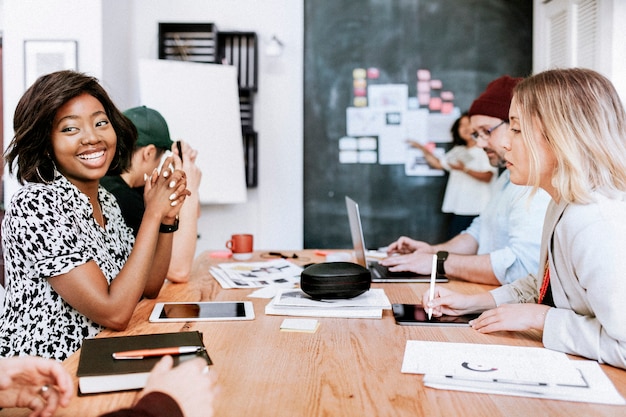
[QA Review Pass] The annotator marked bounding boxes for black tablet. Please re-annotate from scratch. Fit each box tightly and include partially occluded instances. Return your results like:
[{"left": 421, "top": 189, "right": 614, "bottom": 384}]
[{"left": 392, "top": 303, "right": 480, "bottom": 326}]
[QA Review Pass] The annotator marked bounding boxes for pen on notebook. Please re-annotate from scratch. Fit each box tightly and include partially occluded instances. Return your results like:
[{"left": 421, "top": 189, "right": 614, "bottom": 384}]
[
  {"left": 112, "top": 346, "right": 204, "bottom": 360},
  {"left": 427, "top": 254, "right": 437, "bottom": 320}
]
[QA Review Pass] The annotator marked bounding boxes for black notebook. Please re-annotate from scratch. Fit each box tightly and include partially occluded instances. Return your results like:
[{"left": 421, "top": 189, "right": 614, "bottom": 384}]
[{"left": 77, "top": 331, "right": 212, "bottom": 394}]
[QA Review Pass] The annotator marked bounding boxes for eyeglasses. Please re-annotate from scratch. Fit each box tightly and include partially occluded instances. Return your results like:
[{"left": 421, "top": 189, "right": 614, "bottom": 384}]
[{"left": 470, "top": 120, "right": 506, "bottom": 141}]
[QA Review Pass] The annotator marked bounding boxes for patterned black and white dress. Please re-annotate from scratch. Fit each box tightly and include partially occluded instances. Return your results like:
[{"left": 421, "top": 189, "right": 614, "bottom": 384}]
[{"left": 0, "top": 173, "right": 134, "bottom": 360}]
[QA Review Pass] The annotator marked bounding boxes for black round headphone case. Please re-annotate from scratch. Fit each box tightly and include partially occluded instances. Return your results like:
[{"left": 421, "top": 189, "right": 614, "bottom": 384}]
[{"left": 300, "top": 262, "right": 371, "bottom": 299}]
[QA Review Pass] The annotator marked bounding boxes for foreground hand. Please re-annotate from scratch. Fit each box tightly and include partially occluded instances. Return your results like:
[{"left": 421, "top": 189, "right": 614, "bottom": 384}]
[
  {"left": 470, "top": 304, "right": 551, "bottom": 333},
  {"left": 421, "top": 286, "right": 493, "bottom": 317},
  {"left": 386, "top": 236, "right": 432, "bottom": 255},
  {"left": 0, "top": 356, "right": 74, "bottom": 417},
  {"left": 141, "top": 356, "right": 218, "bottom": 417}
]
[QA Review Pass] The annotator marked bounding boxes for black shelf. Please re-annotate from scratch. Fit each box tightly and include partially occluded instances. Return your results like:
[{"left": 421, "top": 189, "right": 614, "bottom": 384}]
[
  {"left": 217, "top": 31, "right": 258, "bottom": 91},
  {"left": 243, "top": 130, "right": 258, "bottom": 188},
  {"left": 158, "top": 23, "right": 217, "bottom": 63},
  {"left": 239, "top": 90, "right": 254, "bottom": 132}
]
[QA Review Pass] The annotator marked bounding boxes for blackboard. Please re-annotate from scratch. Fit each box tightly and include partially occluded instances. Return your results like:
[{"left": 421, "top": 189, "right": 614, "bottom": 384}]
[{"left": 303, "top": 0, "right": 533, "bottom": 249}]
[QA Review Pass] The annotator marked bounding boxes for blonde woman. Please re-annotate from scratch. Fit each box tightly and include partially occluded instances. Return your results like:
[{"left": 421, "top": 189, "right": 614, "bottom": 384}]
[{"left": 425, "top": 68, "right": 626, "bottom": 369}]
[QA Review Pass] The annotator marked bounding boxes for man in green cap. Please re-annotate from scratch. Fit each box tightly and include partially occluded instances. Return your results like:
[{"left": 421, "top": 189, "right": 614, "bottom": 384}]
[{"left": 101, "top": 106, "right": 202, "bottom": 283}]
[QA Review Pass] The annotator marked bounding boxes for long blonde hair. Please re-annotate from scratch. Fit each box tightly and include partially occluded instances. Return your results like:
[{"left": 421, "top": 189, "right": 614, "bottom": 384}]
[{"left": 513, "top": 68, "right": 626, "bottom": 203}]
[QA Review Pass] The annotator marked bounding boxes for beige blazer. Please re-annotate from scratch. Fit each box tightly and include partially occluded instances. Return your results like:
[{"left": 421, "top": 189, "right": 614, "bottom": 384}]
[{"left": 491, "top": 192, "right": 626, "bottom": 369}]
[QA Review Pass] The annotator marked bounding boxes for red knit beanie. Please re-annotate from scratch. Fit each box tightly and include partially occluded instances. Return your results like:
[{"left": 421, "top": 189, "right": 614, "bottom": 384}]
[{"left": 468, "top": 75, "right": 523, "bottom": 121}]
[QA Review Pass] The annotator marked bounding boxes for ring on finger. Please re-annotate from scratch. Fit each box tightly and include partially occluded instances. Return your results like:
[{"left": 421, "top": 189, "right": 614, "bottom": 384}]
[{"left": 39, "top": 385, "right": 49, "bottom": 396}]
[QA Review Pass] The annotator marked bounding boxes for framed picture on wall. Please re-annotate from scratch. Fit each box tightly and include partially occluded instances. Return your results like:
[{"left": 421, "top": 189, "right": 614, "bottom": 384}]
[{"left": 24, "top": 40, "right": 77, "bottom": 89}]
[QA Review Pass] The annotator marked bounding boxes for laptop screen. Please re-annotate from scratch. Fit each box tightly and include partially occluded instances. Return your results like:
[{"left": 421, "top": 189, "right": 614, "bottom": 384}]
[{"left": 345, "top": 196, "right": 368, "bottom": 268}]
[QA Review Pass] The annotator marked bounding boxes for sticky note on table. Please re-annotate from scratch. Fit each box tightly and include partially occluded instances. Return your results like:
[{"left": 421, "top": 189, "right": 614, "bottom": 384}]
[{"left": 280, "top": 318, "right": 320, "bottom": 333}]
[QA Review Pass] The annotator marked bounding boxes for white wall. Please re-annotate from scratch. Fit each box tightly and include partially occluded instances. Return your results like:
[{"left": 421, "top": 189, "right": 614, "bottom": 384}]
[
  {"left": 1, "top": 0, "right": 304, "bottom": 253},
  {"left": 2, "top": 0, "right": 105, "bottom": 204}
]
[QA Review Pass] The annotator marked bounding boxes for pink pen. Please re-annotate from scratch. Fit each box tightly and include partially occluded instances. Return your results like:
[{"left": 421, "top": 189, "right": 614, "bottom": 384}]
[{"left": 112, "top": 346, "right": 204, "bottom": 360}]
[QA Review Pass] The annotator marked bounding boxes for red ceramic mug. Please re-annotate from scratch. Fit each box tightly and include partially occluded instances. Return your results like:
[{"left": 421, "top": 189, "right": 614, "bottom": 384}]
[{"left": 226, "top": 234, "right": 253, "bottom": 260}]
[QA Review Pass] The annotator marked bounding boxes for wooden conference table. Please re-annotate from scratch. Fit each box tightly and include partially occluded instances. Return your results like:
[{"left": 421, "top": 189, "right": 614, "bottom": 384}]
[{"left": 2, "top": 250, "right": 625, "bottom": 417}]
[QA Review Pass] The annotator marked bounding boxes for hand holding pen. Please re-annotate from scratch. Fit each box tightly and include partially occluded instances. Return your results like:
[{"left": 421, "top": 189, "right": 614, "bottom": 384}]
[
  {"left": 422, "top": 285, "right": 496, "bottom": 318},
  {"left": 171, "top": 140, "right": 202, "bottom": 193},
  {"left": 173, "top": 140, "right": 199, "bottom": 166}
]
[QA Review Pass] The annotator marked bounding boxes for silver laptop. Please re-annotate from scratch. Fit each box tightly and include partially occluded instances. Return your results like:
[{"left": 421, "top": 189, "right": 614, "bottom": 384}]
[{"left": 345, "top": 196, "right": 448, "bottom": 283}]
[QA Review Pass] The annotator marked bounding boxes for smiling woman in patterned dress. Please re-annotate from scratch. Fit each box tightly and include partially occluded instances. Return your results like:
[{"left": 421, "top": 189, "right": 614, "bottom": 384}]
[{"left": 0, "top": 70, "right": 190, "bottom": 360}]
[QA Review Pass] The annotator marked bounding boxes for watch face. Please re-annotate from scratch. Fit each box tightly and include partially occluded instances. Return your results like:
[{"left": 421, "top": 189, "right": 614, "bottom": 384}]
[{"left": 437, "top": 251, "right": 449, "bottom": 260}]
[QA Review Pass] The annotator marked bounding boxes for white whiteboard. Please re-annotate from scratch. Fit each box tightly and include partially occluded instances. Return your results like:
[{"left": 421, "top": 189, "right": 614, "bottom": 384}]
[{"left": 138, "top": 59, "right": 247, "bottom": 204}]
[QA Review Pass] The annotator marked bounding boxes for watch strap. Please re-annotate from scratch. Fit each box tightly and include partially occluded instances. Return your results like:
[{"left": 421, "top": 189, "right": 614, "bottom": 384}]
[
  {"left": 436, "top": 251, "right": 448, "bottom": 275},
  {"left": 159, "top": 217, "right": 179, "bottom": 233}
]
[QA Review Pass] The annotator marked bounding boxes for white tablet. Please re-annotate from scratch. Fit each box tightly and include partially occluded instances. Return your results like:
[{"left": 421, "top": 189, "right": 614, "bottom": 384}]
[{"left": 149, "top": 301, "right": 255, "bottom": 322}]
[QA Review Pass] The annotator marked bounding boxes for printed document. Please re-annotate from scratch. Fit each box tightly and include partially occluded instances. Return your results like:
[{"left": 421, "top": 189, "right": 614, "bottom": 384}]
[{"left": 401, "top": 340, "right": 625, "bottom": 405}]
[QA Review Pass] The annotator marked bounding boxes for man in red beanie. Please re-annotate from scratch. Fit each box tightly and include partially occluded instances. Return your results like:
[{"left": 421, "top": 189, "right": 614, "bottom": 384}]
[
  {"left": 468, "top": 76, "right": 520, "bottom": 168},
  {"left": 381, "top": 76, "right": 550, "bottom": 286}
]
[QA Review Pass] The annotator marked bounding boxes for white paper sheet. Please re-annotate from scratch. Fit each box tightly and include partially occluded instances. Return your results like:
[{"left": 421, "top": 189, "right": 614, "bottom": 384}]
[
  {"left": 401, "top": 340, "right": 583, "bottom": 385},
  {"left": 138, "top": 59, "right": 247, "bottom": 204},
  {"left": 402, "top": 340, "right": 625, "bottom": 405},
  {"left": 424, "top": 361, "right": 625, "bottom": 405},
  {"left": 265, "top": 288, "right": 390, "bottom": 319}
]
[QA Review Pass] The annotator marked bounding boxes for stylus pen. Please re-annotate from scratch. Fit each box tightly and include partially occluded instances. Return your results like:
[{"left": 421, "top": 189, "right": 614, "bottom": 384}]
[
  {"left": 112, "top": 346, "right": 204, "bottom": 360},
  {"left": 427, "top": 254, "right": 437, "bottom": 320}
]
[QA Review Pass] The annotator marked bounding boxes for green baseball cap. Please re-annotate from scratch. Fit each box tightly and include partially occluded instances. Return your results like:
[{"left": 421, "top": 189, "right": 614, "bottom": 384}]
[{"left": 124, "top": 106, "right": 173, "bottom": 149}]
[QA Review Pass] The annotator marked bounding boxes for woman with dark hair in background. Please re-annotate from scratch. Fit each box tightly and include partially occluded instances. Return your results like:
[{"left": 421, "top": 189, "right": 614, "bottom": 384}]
[{"left": 408, "top": 112, "right": 497, "bottom": 238}]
